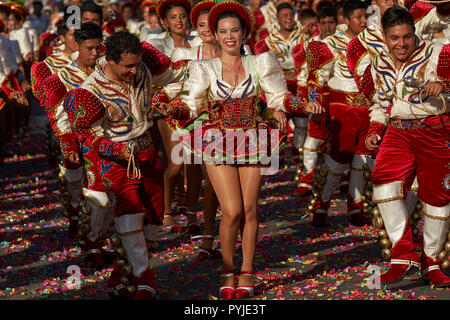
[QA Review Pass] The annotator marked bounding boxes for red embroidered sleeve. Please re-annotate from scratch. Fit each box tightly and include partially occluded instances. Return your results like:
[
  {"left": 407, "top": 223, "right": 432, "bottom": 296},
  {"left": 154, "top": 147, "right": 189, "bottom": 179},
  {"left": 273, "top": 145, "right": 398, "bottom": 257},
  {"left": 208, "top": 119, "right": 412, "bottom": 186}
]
[
  {"left": 58, "top": 132, "right": 80, "bottom": 160},
  {"left": 437, "top": 44, "right": 450, "bottom": 93},
  {"left": 410, "top": 1, "right": 434, "bottom": 22},
  {"left": 307, "top": 41, "right": 334, "bottom": 70},
  {"left": 258, "top": 29, "right": 269, "bottom": 41},
  {"left": 283, "top": 93, "right": 307, "bottom": 116},
  {"left": 43, "top": 74, "right": 67, "bottom": 132},
  {"left": 306, "top": 41, "right": 334, "bottom": 106},
  {"left": 367, "top": 121, "right": 386, "bottom": 138},
  {"left": 168, "top": 97, "right": 191, "bottom": 119},
  {"left": 141, "top": 41, "right": 170, "bottom": 76},
  {"left": 347, "top": 36, "right": 368, "bottom": 90},
  {"left": 292, "top": 42, "right": 306, "bottom": 70},
  {"left": 64, "top": 88, "right": 126, "bottom": 160},
  {"left": 1, "top": 73, "right": 22, "bottom": 98},
  {"left": 31, "top": 62, "right": 52, "bottom": 105},
  {"left": 361, "top": 64, "right": 376, "bottom": 102},
  {"left": 151, "top": 89, "right": 170, "bottom": 105},
  {"left": 253, "top": 9, "right": 265, "bottom": 31},
  {"left": 254, "top": 39, "right": 270, "bottom": 55}
]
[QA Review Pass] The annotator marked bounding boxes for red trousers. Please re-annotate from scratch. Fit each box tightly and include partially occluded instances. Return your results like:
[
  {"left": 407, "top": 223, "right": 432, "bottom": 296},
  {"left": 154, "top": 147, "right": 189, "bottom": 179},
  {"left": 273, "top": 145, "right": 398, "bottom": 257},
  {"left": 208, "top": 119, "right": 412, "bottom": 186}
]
[
  {"left": 101, "top": 147, "right": 164, "bottom": 224},
  {"left": 307, "top": 116, "right": 327, "bottom": 141},
  {"left": 371, "top": 115, "right": 450, "bottom": 207},
  {"left": 327, "top": 90, "right": 372, "bottom": 164}
]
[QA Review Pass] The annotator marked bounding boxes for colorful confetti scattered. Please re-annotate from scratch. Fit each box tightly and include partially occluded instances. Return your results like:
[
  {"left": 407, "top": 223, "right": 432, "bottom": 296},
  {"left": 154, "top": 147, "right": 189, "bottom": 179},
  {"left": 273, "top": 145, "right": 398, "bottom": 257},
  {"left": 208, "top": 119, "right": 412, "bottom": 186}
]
[{"left": 0, "top": 112, "right": 449, "bottom": 300}]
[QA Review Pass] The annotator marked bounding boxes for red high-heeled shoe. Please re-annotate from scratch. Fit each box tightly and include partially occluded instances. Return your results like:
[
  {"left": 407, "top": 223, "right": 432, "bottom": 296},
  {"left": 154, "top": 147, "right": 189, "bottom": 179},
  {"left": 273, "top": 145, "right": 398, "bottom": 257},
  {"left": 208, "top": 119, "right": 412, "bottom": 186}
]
[
  {"left": 186, "top": 211, "right": 201, "bottom": 234},
  {"left": 163, "top": 214, "right": 182, "bottom": 233},
  {"left": 218, "top": 270, "right": 235, "bottom": 300},
  {"left": 235, "top": 271, "right": 255, "bottom": 299},
  {"left": 193, "top": 235, "right": 222, "bottom": 260}
]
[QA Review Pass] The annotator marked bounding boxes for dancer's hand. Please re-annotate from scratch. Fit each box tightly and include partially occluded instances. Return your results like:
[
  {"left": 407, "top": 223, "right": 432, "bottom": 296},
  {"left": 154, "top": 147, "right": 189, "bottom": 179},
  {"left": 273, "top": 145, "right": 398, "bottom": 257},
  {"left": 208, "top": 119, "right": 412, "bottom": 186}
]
[
  {"left": 24, "top": 53, "right": 33, "bottom": 63},
  {"left": 12, "top": 90, "right": 29, "bottom": 106},
  {"left": 121, "top": 144, "right": 131, "bottom": 161},
  {"left": 424, "top": 81, "right": 444, "bottom": 97},
  {"left": 365, "top": 134, "right": 380, "bottom": 151},
  {"left": 210, "top": 103, "right": 221, "bottom": 120},
  {"left": 67, "top": 153, "right": 80, "bottom": 166},
  {"left": 21, "top": 80, "right": 32, "bottom": 93},
  {"left": 152, "top": 102, "right": 169, "bottom": 116},
  {"left": 273, "top": 111, "right": 287, "bottom": 132},
  {"left": 305, "top": 101, "right": 325, "bottom": 114}
]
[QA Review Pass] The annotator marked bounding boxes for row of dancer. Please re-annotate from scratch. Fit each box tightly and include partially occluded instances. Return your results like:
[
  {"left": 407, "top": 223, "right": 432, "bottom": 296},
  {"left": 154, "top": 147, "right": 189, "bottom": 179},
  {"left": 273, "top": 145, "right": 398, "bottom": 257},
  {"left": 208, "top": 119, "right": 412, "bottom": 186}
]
[
  {"left": 10, "top": 0, "right": 450, "bottom": 300},
  {"left": 263, "top": 0, "right": 450, "bottom": 289}
]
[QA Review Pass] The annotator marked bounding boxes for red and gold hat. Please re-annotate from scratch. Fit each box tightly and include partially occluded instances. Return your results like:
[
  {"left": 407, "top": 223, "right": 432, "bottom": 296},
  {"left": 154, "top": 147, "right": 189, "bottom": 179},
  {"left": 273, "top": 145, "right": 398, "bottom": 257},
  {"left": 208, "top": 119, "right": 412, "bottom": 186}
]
[
  {"left": 156, "top": 0, "right": 191, "bottom": 20},
  {"left": 102, "top": 15, "right": 127, "bottom": 36},
  {"left": 190, "top": 0, "right": 216, "bottom": 29},
  {"left": 208, "top": 0, "right": 254, "bottom": 38},
  {"left": 141, "top": 0, "right": 157, "bottom": 9},
  {"left": 7, "top": 3, "right": 28, "bottom": 21}
]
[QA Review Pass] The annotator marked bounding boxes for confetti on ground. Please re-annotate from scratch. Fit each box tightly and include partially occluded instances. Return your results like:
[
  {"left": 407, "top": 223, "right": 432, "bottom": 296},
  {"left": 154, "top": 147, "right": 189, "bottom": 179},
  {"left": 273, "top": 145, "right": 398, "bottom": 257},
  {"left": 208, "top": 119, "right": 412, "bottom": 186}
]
[{"left": 0, "top": 107, "right": 449, "bottom": 300}]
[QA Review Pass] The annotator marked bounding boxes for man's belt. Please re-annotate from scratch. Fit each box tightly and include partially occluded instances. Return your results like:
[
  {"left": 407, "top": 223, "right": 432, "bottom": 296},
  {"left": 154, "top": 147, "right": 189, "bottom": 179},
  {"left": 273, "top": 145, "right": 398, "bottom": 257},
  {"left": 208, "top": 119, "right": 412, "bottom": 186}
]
[
  {"left": 389, "top": 119, "right": 425, "bottom": 129},
  {"left": 390, "top": 113, "right": 450, "bottom": 130},
  {"left": 127, "top": 131, "right": 153, "bottom": 153}
]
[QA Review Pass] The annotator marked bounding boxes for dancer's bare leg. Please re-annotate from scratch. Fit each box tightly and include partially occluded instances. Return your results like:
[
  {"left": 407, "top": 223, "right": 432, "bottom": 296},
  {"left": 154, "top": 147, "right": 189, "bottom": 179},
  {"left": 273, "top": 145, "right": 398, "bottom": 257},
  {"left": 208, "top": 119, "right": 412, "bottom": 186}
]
[
  {"left": 157, "top": 119, "right": 183, "bottom": 226},
  {"left": 206, "top": 164, "right": 243, "bottom": 287},
  {"left": 236, "top": 165, "right": 262, "bottom": 287},
  {"left": 200, "top": 164, "right": 219, "bottom": 249},
  {"left": 186, "top": 164, "right": 203, "bottom": 224}
]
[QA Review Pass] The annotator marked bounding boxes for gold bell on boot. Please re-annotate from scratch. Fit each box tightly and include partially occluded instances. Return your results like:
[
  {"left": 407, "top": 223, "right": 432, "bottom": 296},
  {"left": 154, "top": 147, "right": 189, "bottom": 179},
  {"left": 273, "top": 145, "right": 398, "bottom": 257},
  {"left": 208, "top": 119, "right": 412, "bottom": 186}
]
[
  {"left": 378, "top": 230, "right": 388, "bottom": 239},
  {"left": 117, "top": 259, "right": 126, "bottom": 268},
  {"left": 319, "top": 166, "right": 328, "bottom": 177},
  {"left": 116, "top": 247, "right": 126, "bottom": 258},
  {"left": 438, "top": 250, "right": 448, "bottom": 262},
  {"left": 372, "top": 207, "right": 380, "bottom": 217},
  {"left": 120, "top": 276, "right": 130, "bottom": 286},
  {"left": 110, "top": 236, "right": 121, "bottom": 249},
  {"left": 127, "top": 285, "right": 136, "bottom": 294},
  {"left": 121, "top": 265, "right": 133, "bottom": 277},
  {"left": 381, "top": 248, "right": 391, "bottom": 260},
  {"left": 372, "top": 217, "right": 383, "bottom": 229},
  {"left": 379, "top": 238, "right": 392, "bottom": 248},
  {"left": 81, "top": 203, "right": 92, "bottom": 214}
]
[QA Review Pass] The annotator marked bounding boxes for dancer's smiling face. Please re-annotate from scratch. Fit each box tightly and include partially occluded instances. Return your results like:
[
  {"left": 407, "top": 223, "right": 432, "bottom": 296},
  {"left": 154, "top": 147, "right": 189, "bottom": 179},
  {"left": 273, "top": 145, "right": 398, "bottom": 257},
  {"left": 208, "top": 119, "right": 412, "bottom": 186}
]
[
  {"left": 384, "top": 23, "right": 416, "bottom": 63},
  {"left": 196, "top": 12, "right": 215, "bottom": 44},
  {"left": 164, "top": 6, "right": 189, "bottom": 36},
  {"left": 108, "top": 52, "right": 142, "bottom": 83},
  {"left": 215, "top": 16, "right": 244, "bottom": 55}
]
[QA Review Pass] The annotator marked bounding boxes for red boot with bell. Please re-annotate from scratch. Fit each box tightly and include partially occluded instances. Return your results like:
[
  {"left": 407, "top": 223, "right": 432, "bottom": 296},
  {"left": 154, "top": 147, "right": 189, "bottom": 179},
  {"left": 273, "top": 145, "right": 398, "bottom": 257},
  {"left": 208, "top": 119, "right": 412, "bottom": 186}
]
[
  {"left": 132, "top": 268, "right": 156, "bottom": 300},
  {"left": 380, "top": 221, "right": 420, "bottom": 285},
  {"left": 347, "top": 195, "right": 372, "bottom": 226},
  {"left": 292, "top": 170, "right": 314, "bottom": 196},
  {"left": 420, "top": 202, "right": 450, "bottom": 288}
]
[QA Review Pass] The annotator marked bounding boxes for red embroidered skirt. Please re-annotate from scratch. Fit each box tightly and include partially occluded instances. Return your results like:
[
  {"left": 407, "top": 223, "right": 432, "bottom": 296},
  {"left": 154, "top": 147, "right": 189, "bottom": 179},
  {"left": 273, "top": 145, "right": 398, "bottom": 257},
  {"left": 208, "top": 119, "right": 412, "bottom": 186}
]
[{"left": 168, "top": 96, "right": 286, "bottom": 165}]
